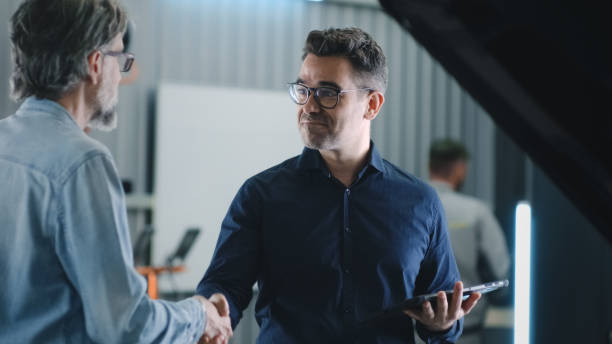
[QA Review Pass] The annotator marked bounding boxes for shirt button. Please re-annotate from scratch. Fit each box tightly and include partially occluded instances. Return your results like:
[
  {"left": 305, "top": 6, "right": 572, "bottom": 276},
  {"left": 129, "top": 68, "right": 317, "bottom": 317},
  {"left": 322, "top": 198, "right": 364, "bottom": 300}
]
[
  {"left": 345, "top": 227, "right": 351, "bottom": 233},
  {"left": 345, "top": 188, "right": 350, "bottom": 195}
]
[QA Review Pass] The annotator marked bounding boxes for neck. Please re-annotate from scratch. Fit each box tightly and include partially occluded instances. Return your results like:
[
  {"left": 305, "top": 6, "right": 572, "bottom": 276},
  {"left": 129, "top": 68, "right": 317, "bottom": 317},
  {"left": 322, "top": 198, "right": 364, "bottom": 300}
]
[
  {"left": 57, "top": 85, "right": 93, "bottom": 130},
  {"left": 319, "top": 136, "right": 371, "bottom": 187},
  {"left": 430, "top": 175, "right": 456, "bottom": 190}
]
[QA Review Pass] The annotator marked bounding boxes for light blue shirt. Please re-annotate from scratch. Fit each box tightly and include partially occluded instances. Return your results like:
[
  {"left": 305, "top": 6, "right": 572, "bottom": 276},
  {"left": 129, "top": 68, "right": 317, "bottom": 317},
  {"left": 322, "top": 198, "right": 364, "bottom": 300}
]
[{"left": 0, "top": 98, "right": 206, "bottom": 343}]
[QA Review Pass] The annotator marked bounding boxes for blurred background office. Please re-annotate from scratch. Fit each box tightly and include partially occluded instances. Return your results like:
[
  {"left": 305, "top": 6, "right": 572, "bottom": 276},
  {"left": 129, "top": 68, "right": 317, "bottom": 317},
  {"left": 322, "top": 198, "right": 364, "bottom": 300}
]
[{"left": 0, "top": 0, "right": 609, "bottom": 343}]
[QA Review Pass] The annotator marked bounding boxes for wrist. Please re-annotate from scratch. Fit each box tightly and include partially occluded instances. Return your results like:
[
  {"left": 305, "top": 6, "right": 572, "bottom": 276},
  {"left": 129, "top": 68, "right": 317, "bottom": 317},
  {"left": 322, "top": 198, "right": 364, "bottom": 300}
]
[
  {"left": 192, "top": 295, "right": 208, "bottom": 314},
  {"left": 424, "top": 321, "right": 454, "bottom": 333}
]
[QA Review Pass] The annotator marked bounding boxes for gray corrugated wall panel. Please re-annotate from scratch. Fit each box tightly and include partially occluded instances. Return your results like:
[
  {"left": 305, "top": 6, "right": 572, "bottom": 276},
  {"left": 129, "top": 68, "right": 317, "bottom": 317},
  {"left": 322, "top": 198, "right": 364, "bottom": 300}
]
[
  {"left": 1, "top": 0, "right": 21, "bottom": 118},
  {"left": 0, "top": 0, "right": 495, "bottom": 204},
  {"left": 432, "top": 63, "right": 448, "bottom": 139},
  {"left": 0, "top": 1, "right": 11, "bottom": 118},
  {"left": 370, "top": 9, "right": 389, "bottom": 155},
  {"left": 384, "top": 19, "right": 403, "bottom": 165},
  {"left": 418, "top": 48, "right": 433, "bottom": 178},
  {"left": 475, "top": 104, "right": 496, "bottom": 207},
  {"left": 461, "top": 93, "right": 477, "bottom": 196},
  {"left": 236, "top": 0, "right": 253, "bottom": 87},
  {"left": 448, "top": 78, "right": 462, "bottom": 139},
  {"left": 402, "top": 36, "right": 419, "bottom": 174}
]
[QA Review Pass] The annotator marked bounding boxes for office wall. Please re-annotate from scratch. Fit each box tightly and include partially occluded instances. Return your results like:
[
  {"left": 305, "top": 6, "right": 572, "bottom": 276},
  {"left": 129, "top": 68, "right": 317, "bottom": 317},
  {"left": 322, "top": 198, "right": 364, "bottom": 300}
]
[
  {"left": 153, "top": 84, "right": 304, "bottom": 291},
  {"left": 0, "top": 0, "right": 496, "bottom": 210}
]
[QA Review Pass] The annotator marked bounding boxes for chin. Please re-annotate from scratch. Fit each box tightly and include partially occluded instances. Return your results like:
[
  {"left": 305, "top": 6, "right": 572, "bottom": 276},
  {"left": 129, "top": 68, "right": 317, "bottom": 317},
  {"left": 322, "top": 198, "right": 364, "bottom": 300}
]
[
  {"left": 299, "top": 129, "right": 320, "bottom": 149},
  {"left": 300, "top": 126, "right": 339, "bottom": 150},
  {"left": 88, "top": 109, "right": 118, "bottom": 132}
]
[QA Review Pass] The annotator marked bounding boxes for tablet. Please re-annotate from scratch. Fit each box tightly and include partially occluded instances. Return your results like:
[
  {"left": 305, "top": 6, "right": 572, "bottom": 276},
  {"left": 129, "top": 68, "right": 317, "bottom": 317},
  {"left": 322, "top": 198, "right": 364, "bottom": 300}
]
[{"left": 373, "top": 279, "right": 509, "bottom": 320}]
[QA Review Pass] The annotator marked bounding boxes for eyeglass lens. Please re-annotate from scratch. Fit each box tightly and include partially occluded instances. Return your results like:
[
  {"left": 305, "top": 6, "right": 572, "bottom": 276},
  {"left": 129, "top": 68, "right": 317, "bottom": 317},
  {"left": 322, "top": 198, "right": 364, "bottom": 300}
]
[
  {"left": 290, "top": 84, "right": 338, "bottom": 108},
  {"left": 119, "top": 55, "right": 134, "bottom": 72}
]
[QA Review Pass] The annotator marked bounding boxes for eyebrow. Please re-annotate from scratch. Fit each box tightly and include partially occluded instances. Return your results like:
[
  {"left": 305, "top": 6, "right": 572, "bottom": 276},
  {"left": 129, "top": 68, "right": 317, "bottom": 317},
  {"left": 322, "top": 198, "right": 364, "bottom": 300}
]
[{"left": 295, "top": 78, "right": 341, "bottom": 90}]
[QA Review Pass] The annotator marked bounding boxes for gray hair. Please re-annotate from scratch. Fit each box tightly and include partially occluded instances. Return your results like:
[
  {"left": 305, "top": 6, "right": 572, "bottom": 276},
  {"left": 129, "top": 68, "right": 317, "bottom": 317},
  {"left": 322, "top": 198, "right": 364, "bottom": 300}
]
[
  {"left": 303, "top": 27, "right": 388, "bottom": 93},
  {"left": 10, "top": 0, "right": 128, "bottom": 101}
]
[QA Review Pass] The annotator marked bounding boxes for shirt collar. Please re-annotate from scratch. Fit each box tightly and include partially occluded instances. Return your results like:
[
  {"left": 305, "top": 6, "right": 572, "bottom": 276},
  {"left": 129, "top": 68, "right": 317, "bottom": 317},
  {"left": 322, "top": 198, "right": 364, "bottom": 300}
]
[
  {"left": 368, "top": 141, "right": 385, "bottom": 173},
  {"left": 429, "top": 180, "right": 455, "bottom": 194},
  {"left": 16, "top": 97, "right": 80, "bottom": 130},
  {"left": 296, "top": 140, "right": 386, "bottom": 175}
]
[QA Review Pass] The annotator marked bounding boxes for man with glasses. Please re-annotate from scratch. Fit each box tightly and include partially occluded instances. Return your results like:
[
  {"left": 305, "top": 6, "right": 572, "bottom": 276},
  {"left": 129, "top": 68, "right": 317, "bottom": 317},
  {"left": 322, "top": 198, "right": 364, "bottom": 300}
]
[
  {"left": 197, "top": 27, "right": 479, "bottom": 343},
  {"left": 0, "top": 1, "right": 231, "bottom": 343}
]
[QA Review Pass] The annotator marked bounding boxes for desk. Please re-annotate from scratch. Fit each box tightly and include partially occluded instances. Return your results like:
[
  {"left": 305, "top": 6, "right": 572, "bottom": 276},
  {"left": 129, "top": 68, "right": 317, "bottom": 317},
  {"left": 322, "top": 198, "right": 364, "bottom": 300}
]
[{"left": 136, "top": 265, "right": 185, "bottom": 299}]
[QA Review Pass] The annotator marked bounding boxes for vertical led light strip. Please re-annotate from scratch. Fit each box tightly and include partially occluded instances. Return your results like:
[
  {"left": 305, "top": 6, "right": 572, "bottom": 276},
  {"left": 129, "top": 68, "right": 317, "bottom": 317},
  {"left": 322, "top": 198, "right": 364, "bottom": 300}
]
[{"left": 514, "top": 201, "right": 532, "bottom": 344}]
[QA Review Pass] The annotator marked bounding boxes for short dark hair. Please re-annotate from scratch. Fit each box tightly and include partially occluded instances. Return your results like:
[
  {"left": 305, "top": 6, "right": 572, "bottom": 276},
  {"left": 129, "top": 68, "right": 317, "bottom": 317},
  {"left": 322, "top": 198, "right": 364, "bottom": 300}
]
[
  {"left": 10, "top": 0, "right": 128, "bottom": 101},
  {"left": 302, "top": 27, "right": 388, "bottom": 93},
  {"left": 429, "top": 139, "right": 470, "bottom": 176}
]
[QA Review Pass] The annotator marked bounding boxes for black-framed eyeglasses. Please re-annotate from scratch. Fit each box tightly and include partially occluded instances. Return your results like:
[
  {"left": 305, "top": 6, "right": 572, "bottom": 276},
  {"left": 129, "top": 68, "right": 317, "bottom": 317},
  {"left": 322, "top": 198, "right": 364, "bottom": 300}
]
[
  {"left": 101, "top": 51, "right": 135, "bottom": 73},
  {"left": 288, "top": 82, "right": 373, "bottom": 109}
]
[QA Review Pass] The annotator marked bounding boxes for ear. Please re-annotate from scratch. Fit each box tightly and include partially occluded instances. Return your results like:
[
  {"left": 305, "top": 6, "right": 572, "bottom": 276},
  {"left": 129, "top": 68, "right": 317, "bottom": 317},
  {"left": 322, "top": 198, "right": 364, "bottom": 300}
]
[
  {"left": 86, "top": 50, "right": 104, "bottom": 85},
  {"left": 450, "top": 160, "right": 468, "bottom": 184},
  {"left": 364, "top": 91, "right": 384, "bottom": 120},
  {"left": 457, "top": 160, "right": 468, "bottom": 179}
]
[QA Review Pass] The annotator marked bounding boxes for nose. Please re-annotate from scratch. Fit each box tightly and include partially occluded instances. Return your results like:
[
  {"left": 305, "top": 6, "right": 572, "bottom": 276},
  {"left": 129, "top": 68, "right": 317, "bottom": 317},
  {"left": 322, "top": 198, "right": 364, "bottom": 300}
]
[{"left": 302, "top": 90, "right": 320, "bottom": 114}]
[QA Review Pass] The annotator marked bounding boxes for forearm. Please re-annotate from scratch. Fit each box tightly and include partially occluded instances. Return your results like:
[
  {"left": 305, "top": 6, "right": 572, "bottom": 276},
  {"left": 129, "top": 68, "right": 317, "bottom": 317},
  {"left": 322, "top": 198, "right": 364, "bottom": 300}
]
[
  {"left": 121, "top": 296, "right": 206, "bottom": 344},
  {"left": 56, "top": 155, "right": 206, "bottom": 343}
]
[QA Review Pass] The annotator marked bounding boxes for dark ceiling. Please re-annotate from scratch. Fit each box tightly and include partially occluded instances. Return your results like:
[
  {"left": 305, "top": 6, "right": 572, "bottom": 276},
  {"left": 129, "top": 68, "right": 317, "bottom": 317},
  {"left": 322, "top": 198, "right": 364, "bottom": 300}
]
[{"left": 379, "top": 0, "right": 612, "bottom": 243}]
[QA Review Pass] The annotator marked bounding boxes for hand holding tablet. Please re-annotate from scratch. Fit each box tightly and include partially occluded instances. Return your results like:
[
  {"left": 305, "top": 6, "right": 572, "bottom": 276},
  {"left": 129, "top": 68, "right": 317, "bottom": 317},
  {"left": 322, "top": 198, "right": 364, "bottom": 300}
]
[
  {"left": 402, "top": 281, "right": 487, "bottom": 332},
  {"left": 368, "top": 280, "right": 509, "bottom": 332},
  {"left": 405, "top": 279, "right": 509, "bottom": 311}
]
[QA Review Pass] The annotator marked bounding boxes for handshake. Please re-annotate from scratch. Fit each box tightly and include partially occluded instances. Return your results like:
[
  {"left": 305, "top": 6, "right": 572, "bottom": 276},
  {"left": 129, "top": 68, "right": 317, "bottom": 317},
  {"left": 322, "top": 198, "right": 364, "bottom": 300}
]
[{"left": 193, "top": 293, "right": 234, "bottom": 344}]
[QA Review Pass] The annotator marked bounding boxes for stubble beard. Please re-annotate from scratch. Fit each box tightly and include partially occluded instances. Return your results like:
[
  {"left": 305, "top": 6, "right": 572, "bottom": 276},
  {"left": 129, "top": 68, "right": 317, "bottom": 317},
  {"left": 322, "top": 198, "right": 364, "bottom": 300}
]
[
  {"left": 299, "top": 111, "right": 337, "bottom": 150},
  {"left": 88, "top": 73, "right": 118, "bottom": 132}
]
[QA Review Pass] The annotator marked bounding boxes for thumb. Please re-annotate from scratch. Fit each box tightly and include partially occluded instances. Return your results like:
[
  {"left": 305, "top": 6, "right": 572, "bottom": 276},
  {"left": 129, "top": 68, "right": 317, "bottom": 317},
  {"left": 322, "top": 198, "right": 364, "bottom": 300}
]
[{"left": 211, "top": 293, "right": 230, "bottom": 317}]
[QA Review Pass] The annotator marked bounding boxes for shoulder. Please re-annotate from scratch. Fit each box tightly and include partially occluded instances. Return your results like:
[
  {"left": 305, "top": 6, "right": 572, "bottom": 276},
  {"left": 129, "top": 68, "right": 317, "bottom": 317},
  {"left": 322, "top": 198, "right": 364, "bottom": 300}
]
[
  {"left": 0, "top": 110, "right": 115, "bottom": 185},
  {"left": 456, "top": 192, "right": 492, "bottom": 214},
  {"left": 245, "top": 154, "right": 302, "bottom": 186},
  {"left": 440, "top": 191, "right": 495, "bottom": 225},
  {"left": 52, "top": 133, "right": 115, "bottom": 186},
  {"left": 443, "top": 190, "right": 482, "bottom": 208},
  {"left": 382, "top": 159, "right": 440, "bottom": 202}
]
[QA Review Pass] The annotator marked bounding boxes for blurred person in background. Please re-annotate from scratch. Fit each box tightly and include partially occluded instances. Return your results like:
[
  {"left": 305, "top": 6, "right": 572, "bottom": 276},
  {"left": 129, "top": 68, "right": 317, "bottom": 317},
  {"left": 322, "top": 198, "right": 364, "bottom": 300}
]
[{"left": 428, "top": 139, "right": 511, "bottom": 344}]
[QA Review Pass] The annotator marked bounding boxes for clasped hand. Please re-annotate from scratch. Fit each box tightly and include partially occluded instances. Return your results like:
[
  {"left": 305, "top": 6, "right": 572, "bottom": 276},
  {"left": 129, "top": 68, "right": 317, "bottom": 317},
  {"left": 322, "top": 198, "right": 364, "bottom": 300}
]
[
  {"left": 195, "top": 293, "right": 233, "bottom": 344},
  {"left": 403, "top": 281, "right": 481, "bottom": 332}
]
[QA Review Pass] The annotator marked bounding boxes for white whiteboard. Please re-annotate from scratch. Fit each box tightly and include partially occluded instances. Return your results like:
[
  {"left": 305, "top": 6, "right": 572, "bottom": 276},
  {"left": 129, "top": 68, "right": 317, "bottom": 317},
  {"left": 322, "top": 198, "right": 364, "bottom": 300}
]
[{"left": 153, "top": 83, "right": 303, "bottom": 292}]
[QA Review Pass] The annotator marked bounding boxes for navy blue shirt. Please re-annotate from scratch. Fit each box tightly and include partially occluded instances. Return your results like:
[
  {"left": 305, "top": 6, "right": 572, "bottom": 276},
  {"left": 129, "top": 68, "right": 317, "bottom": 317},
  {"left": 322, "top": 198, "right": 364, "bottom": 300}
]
[{"left": 197, "top": 143, "right": 462, "bottom": 344}]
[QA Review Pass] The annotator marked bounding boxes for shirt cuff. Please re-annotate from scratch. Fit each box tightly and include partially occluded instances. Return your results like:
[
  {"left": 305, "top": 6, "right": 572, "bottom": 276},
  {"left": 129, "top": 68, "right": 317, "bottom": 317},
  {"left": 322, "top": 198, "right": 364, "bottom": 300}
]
[
  {"left": 180, "top": 297, "right": 207, "bottom": 343},
  {"left": 416, "top": 318, "right": 462, "bottom": 344}
]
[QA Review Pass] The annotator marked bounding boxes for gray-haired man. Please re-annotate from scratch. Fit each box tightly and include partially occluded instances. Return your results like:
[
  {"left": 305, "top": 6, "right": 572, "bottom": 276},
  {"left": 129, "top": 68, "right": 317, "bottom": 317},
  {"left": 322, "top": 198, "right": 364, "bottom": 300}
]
[{"left": 0, "top": 1, "right": 231, "bottom": 343}]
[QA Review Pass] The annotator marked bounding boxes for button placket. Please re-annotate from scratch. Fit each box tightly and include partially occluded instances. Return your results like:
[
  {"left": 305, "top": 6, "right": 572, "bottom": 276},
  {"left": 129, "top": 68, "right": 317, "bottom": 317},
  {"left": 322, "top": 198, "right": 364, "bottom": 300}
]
[{"left": 341, "top": 186, "right": 354, "bottom": 325}]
